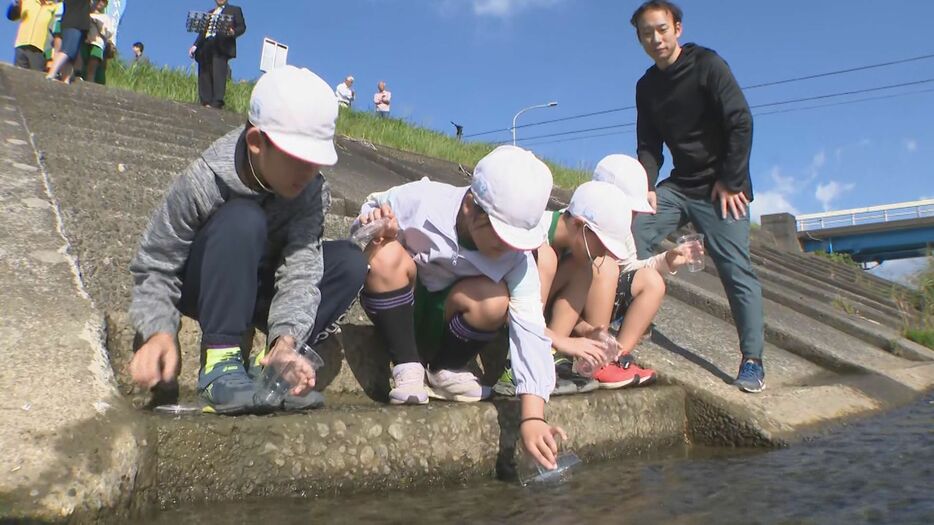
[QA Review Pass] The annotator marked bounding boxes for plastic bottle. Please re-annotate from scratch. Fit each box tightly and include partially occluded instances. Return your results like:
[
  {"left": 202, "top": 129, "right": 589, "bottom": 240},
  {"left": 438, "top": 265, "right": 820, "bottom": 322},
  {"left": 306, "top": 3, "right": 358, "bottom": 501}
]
[{"left": 350, "top": 217, "right": 391, "bottom": 250}]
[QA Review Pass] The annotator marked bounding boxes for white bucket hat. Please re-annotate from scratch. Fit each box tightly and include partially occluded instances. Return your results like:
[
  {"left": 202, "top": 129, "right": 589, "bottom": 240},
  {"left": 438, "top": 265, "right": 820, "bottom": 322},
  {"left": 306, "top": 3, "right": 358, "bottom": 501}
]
[
  {"left": 592, "top": 154, "right": 655, "bottom": 214},
  {"left": 248, "top": 65, "right": 339, "bottom": 166},
  {"left": 567, "top": 181, "right": 637, "bottom": 261},
  {"left": 471, "top": 145, "right": 553, "bottom": 250}
]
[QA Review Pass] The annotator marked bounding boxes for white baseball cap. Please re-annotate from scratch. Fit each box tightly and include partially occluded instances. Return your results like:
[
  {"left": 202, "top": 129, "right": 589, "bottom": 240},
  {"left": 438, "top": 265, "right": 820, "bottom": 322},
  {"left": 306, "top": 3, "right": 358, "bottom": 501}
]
[
  {"left": 248, "top": 65, "right": 339, "bottom": 166},
  {"left": 592, "top": 154, "right": 655, "bottom": 214},
  {"left": 470, "top": 145, "right": 554, "bottom": 250},
  {"left": 567, "top": 181, "right": 637, "bottom": 261}
]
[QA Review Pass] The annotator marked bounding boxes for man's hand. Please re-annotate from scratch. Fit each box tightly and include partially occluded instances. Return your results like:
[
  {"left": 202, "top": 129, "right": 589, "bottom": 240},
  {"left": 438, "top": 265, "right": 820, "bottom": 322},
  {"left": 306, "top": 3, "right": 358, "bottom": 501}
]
[
  {"left": 261, "top": 336, "right": 317, "bottom": 396},
  {"left": 647, "top": 190, "right": 657, "bottom": 212},
  {"left": 188, "top": 45, "right": 197, "bottom": 59},
  {"left": 711, "top": 181, "right": 749, "bottom": 221},
  {"left": 129, "top": 333, "right": 179, "bottom": 389},
  {"left": 358, "top": 204, "right": 400, "bottom": 243}
]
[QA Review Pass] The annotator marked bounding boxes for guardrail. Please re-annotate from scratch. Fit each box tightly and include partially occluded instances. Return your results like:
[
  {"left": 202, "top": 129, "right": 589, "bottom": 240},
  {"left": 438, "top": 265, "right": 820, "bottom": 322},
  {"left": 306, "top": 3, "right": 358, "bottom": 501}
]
[{"left": 796, "top": 199, "right": 934, "bottom": 231}]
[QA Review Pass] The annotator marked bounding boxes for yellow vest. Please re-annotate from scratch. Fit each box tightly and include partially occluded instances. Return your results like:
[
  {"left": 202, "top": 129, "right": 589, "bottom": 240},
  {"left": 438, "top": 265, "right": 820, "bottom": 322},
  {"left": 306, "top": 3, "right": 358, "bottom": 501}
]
[{"left": 13, "top": 0, "right": 57, "bottom": 51}]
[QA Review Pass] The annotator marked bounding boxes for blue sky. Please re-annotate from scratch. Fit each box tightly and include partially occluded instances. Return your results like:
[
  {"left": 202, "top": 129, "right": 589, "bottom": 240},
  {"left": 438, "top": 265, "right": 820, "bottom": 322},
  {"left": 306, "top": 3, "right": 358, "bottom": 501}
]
[{"left": 3, "top": 0, "right": 931, "bottom": 279}]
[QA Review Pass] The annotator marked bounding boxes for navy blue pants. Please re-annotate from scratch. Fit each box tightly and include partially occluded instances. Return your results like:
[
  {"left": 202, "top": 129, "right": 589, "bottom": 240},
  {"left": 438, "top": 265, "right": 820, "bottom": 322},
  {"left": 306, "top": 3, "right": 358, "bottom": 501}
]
[{"left": 177, "top": 199, "right": 366, "bottom": 350}]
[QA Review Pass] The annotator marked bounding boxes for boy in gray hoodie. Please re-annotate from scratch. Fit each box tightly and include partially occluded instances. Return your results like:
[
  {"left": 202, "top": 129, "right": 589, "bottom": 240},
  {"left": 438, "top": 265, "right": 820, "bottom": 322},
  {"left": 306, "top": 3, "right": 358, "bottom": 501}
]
[{"left": 128, "top": 66, "right": 366, "bottom": 414}]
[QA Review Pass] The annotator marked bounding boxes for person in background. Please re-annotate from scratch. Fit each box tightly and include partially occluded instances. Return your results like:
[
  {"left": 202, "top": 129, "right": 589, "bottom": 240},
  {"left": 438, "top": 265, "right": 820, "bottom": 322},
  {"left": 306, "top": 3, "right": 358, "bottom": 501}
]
[
  {"left": 629, "top": 1, "right": 766, "bottom": 392},
  {"left": 131, "top": 40, "right": 148, "bottom": 65},
  {"left": 6, "top": 0, "right": 57, "bottom": 71},
  {"left": 189, "top": 0, "right": 246, "bottom": 109},
  {"left": 373, "top": 80, "right": 390, "bottom": 118},
  {"left": 44, "top": 0, "right": 62, "bottom": 70},
  {"left": 335, "top": 75, "right": 354, "bottom": 108},
  {"left": 45, "top": 0, "right": 90, "bottom": 82},
  {"left": 82, "top": 0, "right": 113, "bottom": 84}
]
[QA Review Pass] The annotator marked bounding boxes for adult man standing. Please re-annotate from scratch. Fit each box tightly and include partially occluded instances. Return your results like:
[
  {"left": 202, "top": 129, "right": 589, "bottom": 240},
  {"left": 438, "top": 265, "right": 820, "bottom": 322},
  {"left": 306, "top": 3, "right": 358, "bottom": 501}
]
[
  {"left": 373, "top": 80, "right": 391, "bottom": 118},
  {"left": 5, "top": 0, "right": 57, "bottom": 71},
  {"left": 132, "top": 41, "right": 148, "bottom": 65},
  {"left": 335, "top": 75, "right": 355, "bottom": 108},
  {"left": 189, "top": 0, "right": 246, "bottom": 109},
  {"left": 629, "top": 1, "right": 765, "bottom": 392}
]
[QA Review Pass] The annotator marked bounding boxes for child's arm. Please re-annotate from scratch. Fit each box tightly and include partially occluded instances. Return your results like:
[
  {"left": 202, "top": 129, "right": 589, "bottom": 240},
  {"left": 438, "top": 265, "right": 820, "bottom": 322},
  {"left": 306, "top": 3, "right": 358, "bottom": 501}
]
[
  {"left": 266, "top": 177, "right": 328, "bottom": 348},
  {"left": 505, "top": 252, "right": 567, "bottom": 469},
  {"left": 129, "top": 159, "right": 214, "bottom": 344},
  {"left": 619, "top": 242, "right": 694, "bottom": 275}
]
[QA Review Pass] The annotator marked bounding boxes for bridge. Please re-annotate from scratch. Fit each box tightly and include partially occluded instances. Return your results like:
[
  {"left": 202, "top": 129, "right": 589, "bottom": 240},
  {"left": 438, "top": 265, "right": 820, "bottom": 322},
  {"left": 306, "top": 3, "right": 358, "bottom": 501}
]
[{"left": 795, "top": 199, "right": 934, "bottom": 264}]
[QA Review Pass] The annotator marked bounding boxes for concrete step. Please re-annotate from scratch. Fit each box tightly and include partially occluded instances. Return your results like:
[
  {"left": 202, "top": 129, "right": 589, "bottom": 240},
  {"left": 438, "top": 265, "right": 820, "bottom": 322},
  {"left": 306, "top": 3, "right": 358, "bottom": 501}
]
[
  {"left": 751, "top": 247, "right": 903, "bottom": 313},
  {"left": 750, "top": 251, "right": 905, "bottom": 329},
  {"left": 665, "top": 270, "right": 931, "bottom": 390}
]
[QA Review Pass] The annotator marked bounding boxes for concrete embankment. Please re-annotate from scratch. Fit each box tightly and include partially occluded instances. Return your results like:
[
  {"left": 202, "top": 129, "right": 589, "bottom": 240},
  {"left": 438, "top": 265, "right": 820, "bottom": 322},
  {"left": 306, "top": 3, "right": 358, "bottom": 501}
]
[{"left": 1, "top": 63, "right": 931, "bottom": 522}]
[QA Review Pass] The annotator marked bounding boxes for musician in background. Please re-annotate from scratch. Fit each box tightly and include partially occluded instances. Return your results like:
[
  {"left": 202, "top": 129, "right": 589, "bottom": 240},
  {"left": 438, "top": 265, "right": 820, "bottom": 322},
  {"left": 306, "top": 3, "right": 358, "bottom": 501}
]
[{"left": 188, "top": 0, "right": 245, "bottom": 109}]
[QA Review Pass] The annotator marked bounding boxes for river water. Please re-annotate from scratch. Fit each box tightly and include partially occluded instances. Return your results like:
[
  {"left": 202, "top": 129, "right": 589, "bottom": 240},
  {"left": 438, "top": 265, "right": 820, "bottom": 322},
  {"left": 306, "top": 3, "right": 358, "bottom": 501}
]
[{"left": 146, "top": 394, "right": 933, "bottom": 524}]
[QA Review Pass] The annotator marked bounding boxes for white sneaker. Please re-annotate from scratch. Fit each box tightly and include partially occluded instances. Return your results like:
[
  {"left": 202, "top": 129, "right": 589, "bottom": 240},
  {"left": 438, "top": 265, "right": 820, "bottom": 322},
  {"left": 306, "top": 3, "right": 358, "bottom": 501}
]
[
  {"left": 389, "top": 363, "right": 429, "bottom": 405},
  {"left": 426, "top": 368, "right": 491, "bottom": 402}
]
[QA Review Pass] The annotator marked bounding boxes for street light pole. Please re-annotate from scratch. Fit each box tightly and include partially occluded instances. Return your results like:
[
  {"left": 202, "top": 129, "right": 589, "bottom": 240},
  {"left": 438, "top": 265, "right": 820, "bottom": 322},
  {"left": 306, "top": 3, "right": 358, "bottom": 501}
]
[{"left": 512, "top": 101, "right": 558, "bottom": 146}]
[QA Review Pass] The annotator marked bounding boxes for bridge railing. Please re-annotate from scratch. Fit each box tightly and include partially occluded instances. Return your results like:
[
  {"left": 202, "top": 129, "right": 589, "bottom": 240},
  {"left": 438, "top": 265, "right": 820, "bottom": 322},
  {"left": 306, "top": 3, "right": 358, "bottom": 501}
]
[{"left": 796, "top": 199, "right": 934, "bottom": 231}]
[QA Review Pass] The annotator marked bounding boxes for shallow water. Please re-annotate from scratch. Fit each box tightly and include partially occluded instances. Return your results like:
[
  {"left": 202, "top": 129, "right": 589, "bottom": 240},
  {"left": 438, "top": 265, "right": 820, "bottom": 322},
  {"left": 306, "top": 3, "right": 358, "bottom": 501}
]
[{"left": 146, "top": 394, "right": 934, "bottom": 525}]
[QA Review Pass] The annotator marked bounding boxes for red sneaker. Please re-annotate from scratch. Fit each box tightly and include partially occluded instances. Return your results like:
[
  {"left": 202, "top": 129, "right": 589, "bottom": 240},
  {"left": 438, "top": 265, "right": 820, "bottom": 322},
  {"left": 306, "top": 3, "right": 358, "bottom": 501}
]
[
  {"left": 592, "top": 362, "right": 639, "bottom": 389},
  {"left": 618, "top": 354, "right": 657, "bottom": 386}
]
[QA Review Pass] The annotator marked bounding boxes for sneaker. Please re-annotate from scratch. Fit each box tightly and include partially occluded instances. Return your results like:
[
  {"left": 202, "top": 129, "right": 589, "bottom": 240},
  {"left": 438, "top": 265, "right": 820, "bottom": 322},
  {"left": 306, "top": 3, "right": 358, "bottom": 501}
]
[
  {"left": 198, "top": 348, "right": 257, "bottom": 415},
  {"left": 551, "top": 377, "right": 580, "bottom": 396},
  {"left": 390, "top": 363, "right": 429, "bottom": 405},
  {"left": 426, "top": 368, "right": 491, "bottom": 402},
  {"left": 555, "top": 358, "right": 599, "bottom": 394},
  {"left": 617, "top": 354, "right": 657, "bottom": 386},
  {"left": 245, "top": 348, "right": 326, "bottom": 411},
  {"left": 493, "top": 367, "right": 517, "bottom": 397},
  {"left": 592, "top": 361, "right": 640, "bottom": 389},
  {"left": 734, "top": 358, "right": 766, "bottom": 393}
]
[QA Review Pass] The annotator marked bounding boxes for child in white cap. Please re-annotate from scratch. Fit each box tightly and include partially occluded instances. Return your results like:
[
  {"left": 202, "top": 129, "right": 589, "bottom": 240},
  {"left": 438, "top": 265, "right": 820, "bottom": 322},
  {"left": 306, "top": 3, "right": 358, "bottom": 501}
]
[
  {"left": 128, "top": 66, "right": 367, "bottom": 415},
  {"left": 355, "top": 145, "right": 567, "bottom": 471},
  {"left": 497, "top": 161, "right": 696, "bottom": 394}
]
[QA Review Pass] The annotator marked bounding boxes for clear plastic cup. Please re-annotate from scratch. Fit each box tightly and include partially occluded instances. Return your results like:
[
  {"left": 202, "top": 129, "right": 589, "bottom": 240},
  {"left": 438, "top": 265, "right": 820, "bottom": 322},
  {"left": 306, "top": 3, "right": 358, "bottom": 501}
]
[
  {"left": 676, "top": 233, "right": 706, "bottom": 272},
  {"left": 253, "top": 342, "right": 324, "bottom": 407},
  {"left": 153, "top": 404, "right": 201, "bottom": 416},
  {"left": 571, "top": 330, "right": 617, "bottom": 377},
  {"left": 350, "top": 217, "right": 391, "bottom": 250},
  {"left": 518, "top": 451, "right": 583, "bottom": 486}
]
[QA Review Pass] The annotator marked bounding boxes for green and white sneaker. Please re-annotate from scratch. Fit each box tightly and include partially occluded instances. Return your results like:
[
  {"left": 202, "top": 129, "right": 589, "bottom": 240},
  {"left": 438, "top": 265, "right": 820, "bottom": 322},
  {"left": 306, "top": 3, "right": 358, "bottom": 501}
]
[
  {"left": 493, "top": 367, "right": 517, "bottom": 397},
  {"left": 198, "top": 347, "right": 257, "bottom": 415}
]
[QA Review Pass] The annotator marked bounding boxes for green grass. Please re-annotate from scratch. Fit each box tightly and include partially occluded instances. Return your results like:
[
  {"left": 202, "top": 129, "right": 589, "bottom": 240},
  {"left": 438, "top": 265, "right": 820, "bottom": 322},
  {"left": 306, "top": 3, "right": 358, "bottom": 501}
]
[
  {"left": 905, "top": 328, "right": 934, "bottom": 349},
  {"left": 106, "top": 60, "right": 588, "bottom": 188},
  {"left": 814, "top": 250, "right": 860, "bottom": 268}
]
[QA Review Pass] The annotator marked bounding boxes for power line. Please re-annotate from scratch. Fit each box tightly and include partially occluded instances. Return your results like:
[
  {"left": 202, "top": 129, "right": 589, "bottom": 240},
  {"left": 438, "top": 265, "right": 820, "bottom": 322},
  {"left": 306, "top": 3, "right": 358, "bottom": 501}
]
[
  {"left": 464, "top": 52, "right": 934, "bottom": 139},
  {"left": 519, "top": 85, "right": 934, "bottom": 148}
]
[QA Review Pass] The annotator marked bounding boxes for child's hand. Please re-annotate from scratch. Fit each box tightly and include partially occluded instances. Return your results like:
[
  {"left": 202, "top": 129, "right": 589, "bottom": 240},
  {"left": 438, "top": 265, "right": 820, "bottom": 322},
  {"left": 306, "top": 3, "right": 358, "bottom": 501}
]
[
  {"left": 559, "top": 336, "right": 609, "bottom": 367},
  {"left": 665, "top": 242, "right": 703, "bottom": 270},
  {"left": 129, "top": 333, "right": 179, "bottom": 389},
  {"left": 521, "top": 419, "right": 568, "bottom": 470},
  {"left": 262, "top": 336, "right": 317, "bottom": 396},
  {"left": 358, "top": 204, "right": 399, "bottom": 243}
]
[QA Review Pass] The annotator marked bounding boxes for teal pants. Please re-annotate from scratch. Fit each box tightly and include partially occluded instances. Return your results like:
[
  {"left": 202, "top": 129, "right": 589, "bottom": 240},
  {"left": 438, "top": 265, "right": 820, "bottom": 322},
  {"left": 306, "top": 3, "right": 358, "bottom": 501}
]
[{"left": 634, "top": 183, "right": 764, "bottom": 360}]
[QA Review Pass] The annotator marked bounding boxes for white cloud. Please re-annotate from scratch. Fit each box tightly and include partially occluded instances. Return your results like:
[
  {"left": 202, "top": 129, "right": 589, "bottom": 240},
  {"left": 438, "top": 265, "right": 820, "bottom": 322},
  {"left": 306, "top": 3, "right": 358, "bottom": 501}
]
[
  {"left": 769, "top": 166, "right": 796, "bottom": 195},
  {"left": 470, "top": 0, "right": 563, "bottom": 17},
  {"left": 906, "top": 139, "right": 918, "bottom": 152},
  {"left": 815, "top": 180, "right": 855, "bottom": 211},
  {"left": 751, "top": 190, "right": 799, "bottom": 224}
]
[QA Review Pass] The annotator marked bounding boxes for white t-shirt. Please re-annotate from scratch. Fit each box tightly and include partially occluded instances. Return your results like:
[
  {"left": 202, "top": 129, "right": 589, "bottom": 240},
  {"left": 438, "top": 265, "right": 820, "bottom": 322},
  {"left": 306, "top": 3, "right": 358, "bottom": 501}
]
[{"left": 335, "top": 83, "right": 354, "bottom": 105}]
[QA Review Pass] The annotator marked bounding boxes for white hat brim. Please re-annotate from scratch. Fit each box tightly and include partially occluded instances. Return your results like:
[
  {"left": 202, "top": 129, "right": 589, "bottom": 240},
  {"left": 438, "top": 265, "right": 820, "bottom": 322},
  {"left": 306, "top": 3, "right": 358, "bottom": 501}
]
[
  {"left": 488, "top": 214, "right": 546, "bottom": 251},
  {"left": 590, "top": 226, "right": 636, "bottom": 261},
  {"left": 264, "top": 130, "right": 338, "bottom": 167}
]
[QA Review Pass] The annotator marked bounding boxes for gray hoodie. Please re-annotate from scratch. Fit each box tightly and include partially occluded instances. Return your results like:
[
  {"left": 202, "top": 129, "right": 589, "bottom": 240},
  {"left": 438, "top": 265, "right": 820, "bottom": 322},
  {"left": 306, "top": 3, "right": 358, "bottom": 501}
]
[{"left": 129, "top": 127, "right": 330, "bottom": 346}]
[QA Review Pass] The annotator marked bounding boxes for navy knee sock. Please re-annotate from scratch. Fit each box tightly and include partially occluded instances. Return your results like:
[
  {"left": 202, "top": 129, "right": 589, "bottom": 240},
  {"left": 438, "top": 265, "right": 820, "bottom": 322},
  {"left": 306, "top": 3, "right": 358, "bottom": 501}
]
[
  {"left": 360, "top": 286, "right": 420, "bottom": 365},
  {"left": 430, "top": 313, "right": 497, "bottom": 370}
]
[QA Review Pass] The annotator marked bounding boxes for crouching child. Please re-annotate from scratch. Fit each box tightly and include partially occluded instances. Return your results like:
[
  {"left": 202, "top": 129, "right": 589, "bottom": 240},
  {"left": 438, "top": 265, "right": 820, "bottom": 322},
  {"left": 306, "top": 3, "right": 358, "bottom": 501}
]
[
  {"left": 355, "top": 145, "right": 567, "bottom": 469},
  {"left": 128, "top": 66, "right": 366, "bottom": 414}
]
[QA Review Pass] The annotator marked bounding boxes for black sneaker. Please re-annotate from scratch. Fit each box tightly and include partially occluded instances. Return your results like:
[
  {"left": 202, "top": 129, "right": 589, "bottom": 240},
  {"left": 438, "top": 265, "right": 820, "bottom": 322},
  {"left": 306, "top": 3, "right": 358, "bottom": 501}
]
[{"left": 555, "top": 358, "right": 599, "bottom": 393}]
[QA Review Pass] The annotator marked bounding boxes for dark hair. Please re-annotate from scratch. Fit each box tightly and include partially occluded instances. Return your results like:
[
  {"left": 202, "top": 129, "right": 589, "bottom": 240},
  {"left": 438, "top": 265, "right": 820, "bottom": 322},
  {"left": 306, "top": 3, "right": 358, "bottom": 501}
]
[
  {"left": 132, "top": 42, "right": 144, "bottom": 51},
  {"left": 630, "top": 0, "right": 683, "bottom": 28}
]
